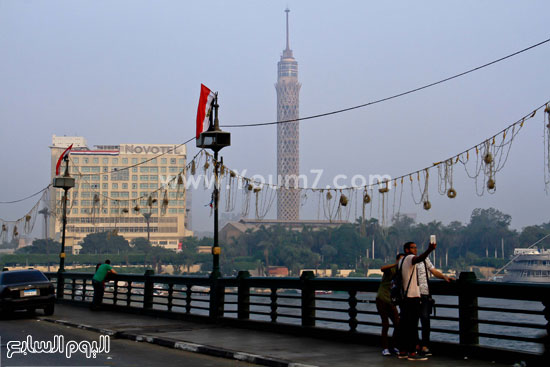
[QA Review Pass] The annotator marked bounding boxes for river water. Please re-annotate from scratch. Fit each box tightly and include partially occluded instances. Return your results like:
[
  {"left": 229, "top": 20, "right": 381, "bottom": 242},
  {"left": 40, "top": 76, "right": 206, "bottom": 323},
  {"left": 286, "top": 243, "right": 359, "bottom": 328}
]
[{"left": 218, "top": 292, "right": 545, "bottom": 354}]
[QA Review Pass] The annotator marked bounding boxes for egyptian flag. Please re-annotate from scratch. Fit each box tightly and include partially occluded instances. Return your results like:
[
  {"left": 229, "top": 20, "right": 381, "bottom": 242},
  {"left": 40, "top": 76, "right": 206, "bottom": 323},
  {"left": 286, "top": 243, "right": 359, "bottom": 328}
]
[
  {"left": 196, "top": 84, "right": 215, "bottom": 139},
  {"left": 55, "top": 144, "right": 73, "bottom": 175}
]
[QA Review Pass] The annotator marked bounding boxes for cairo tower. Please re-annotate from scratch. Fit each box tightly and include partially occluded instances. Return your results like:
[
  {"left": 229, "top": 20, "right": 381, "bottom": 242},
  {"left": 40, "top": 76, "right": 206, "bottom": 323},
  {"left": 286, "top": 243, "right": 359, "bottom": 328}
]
[{"left": 276, "top": 8, "right": 301, "bottom": 221}]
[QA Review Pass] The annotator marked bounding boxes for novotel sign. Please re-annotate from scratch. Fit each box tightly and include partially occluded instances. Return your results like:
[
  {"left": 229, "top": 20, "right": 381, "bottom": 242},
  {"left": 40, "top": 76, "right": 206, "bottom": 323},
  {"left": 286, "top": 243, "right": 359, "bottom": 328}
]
[{"left": 121, "top": 144, "right": 183, "bottom": 155}]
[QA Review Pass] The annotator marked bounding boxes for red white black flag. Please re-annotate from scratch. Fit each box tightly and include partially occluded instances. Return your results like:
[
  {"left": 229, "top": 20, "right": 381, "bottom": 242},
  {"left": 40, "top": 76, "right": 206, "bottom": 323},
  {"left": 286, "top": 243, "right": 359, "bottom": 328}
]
[
  {"left": 55, "top": 144, "right": 73, "bottom": 176},
  {"left": 196, "top": 84, "right": 215, "bottom": 139}
]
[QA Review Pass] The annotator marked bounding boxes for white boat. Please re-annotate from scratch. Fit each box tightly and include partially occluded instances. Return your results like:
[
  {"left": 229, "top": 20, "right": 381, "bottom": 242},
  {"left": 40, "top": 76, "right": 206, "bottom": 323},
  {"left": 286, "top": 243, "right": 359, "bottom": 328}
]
[{"left": 502, "top": 247, "right": 550, "bottom": 283}]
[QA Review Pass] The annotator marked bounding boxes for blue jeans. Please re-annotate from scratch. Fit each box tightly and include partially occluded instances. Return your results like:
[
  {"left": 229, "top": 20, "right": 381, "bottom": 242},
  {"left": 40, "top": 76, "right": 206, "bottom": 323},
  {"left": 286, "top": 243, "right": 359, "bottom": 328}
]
[
  {"left": 397, "top": 297, "right": 421, "bottom": 354},
  {"left": 420, "top": 295, "right": 432, "bottom": 347},
  {"left": 91, "top": 280, "right": 104, "bottom": 309}
]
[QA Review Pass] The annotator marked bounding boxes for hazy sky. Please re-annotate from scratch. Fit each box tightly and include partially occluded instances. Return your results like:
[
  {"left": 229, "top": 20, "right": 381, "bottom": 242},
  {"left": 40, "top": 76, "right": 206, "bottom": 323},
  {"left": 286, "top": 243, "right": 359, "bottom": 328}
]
[{"left": 1, "top": 0, "right": 549, "bottom": 236}]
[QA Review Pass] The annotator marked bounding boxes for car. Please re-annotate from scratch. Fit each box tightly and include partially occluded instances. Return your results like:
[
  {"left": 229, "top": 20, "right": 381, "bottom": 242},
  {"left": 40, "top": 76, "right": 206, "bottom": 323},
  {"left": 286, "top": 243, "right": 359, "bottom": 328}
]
[{"left": 0, "top": 269, "right": 55, "bottom": 316}]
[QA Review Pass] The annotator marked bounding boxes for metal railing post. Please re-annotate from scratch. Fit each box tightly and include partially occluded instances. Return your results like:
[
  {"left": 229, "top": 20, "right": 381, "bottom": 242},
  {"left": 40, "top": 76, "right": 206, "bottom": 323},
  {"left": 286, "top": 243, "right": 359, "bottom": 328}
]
[
  {"left": 143, "top": 269, "right": 154, "bottom": 310},
  {"left": 301, "top": 271, "right": 316, "bottom": 328},
  {"left": 458, "top": 271, "right": 479, "bottom": 350},
  {"left": 209, "top": 278, "right": 225, "bottom": 320},
  {"left": 348, "top": 290, "right": 358, "bottom": 332},
  {"left": 237, "top": 271, "right": 250, "bottom": 320},
  {"left": 56, "top": 272, "right": 64, "bottom": 300}
]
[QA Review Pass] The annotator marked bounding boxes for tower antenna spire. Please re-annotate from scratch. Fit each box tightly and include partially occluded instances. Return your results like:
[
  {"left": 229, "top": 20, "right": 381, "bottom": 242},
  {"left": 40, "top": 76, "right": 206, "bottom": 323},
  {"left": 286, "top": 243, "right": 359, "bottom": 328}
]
[{"left": 285, "top": 7, "right": 290, "bottom": 51}]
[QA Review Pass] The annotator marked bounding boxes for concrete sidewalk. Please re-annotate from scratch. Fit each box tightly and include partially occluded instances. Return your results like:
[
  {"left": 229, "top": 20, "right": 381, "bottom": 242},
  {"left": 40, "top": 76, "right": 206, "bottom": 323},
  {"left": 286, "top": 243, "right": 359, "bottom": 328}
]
[{"left": 40, "top": 304, "right": 507, "bottom": 367}]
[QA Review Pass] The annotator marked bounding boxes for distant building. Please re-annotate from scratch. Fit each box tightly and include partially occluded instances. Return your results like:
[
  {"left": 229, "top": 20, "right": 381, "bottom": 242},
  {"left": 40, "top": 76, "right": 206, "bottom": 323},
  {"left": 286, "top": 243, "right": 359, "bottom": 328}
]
[
  {"left": 49, "top": 135, "right": 192, "bottom": 251},
  {"left": 267, "top": 266, "right": 289, "bottom": 277},
  {"left": 276, "top": 8, "right": 301, "bottom": 221},
  {"left": 220, "top": 218, "right": 349, "bottom": 244}
]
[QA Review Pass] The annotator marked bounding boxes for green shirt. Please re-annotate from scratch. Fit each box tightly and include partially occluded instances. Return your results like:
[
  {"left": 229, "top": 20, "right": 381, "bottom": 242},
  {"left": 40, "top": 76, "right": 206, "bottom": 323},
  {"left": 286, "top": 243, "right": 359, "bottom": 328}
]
[
  {"left": 376, "top": 266, "right": 396, "bottom": 304},
  {"left": 93, "top": 264, "right": 113, "bottom": 282}
]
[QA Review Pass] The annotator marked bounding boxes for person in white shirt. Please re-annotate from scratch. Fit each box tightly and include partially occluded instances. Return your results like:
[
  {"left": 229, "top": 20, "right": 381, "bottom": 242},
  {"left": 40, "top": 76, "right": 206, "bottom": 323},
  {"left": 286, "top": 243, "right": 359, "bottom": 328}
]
[
  {"left": 396, "top": 241, "right": 436, "bottom": 361},
  {"left": 414, "top": 256, "right": 454, "bottom": 356}
]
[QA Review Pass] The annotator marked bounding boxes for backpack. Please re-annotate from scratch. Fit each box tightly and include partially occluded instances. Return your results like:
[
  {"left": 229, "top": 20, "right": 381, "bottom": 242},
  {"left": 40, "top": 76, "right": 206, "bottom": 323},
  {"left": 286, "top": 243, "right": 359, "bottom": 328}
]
[{"left": 390, "top": 255, "right": 415, "bottom": 306}]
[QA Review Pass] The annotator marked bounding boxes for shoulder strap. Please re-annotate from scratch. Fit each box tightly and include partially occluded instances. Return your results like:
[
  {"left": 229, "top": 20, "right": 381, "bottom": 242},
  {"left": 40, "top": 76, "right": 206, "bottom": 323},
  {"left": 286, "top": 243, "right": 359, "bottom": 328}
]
[{"left": 403, "top": 255, "right": 415, "bottom": 297}]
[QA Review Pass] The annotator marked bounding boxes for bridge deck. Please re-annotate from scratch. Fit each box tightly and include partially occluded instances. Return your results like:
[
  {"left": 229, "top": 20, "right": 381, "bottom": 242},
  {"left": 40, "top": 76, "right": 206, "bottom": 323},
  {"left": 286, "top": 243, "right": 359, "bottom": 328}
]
[{"left": 37, "top": 304, "right": 512, "bottom": 367}]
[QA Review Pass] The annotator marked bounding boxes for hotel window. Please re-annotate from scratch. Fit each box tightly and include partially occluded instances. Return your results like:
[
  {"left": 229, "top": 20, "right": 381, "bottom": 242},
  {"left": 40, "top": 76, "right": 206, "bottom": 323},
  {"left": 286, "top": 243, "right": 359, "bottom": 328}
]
[
  {"left": 132, "top": 183, "right": 137, "bottom": 189},
  {"left": 132, "top": 167, "right": 138, "bottom": 172},
  {"left": 178, "top": 159, "right": 185, "bottom": 165},
  {"left": 112, "top": 158, "right": 118, "bottom": 164},
  {"left": 150, "top": 167, "right": 158, "bottom": 173},
  {"left": 132, "top": 158, "right": 138, "bottom": 164},
  {"left": 161, "top": 167, "right": 167, "bottom": 173},
  {"left": 81, "top": 192, "right": 91, "bottom": 198},
  {"left": 93, "top": 158, "right": 99, "bottom": 164},
  {"left": 73, "top": 158, "right": 79, "bottom": 164},
  {"left": 140, "top": 183, "right": 148, "bottom": 189},
  {"left": 151, "top": 158, "right": 157, "bottom": 164},
  {"left": 84, "top": 158, "right": 89, "bottom": 163},
  {"left": 149, "top": 183, "right": 158, "bottom": 189},
  {"left": 132, "top": 192, "right": 138, "bottom": 198},
  {"left": 169, "top": 167, "right": 178, "bottom": 173},
  {"left": 102, "top": 183, "right": 108, "bottom": 189},
  {"left": 141, "top": 158, "right": 147, "bottom": 163},
  {"left": 122, "top": 158, "right": 128, "bottom": 164},
  {"left": 91, "top": 184, "right": 99, "bottom": 189},
  {"left": 122, "top": 183, "right": 128, "bottom": 189},
  {"left": 140, "top": 175, "right": 148, "bottom": 181},
  {"left": 81, "top": 167, "right": 91, "bottom": 172},
  {"left": 103, "top": 175, "right": 108, "bottom": 180},
  {"left": 149, "top": 175, "right": 157, "bottom": 181},
  {"left": 132, "top": 175, "right": 137, "bottom": 181},
  {"left": 112, "top": 183, "right": 118, "bottom": 189},
  {"left": 170, "top": 158, "right": 176, "bottom": 164},
  {"left": 161, "top": 158, "right": 167, "bottom": 164},
  {"left": 140, "top": 167, "right": 149, "bottom": 173},
  {"left": 103, "top": 167, "right": 109, "bottom": 172},
  {"left": 103, "top": 158, "right": 108, "bottom": 164}
]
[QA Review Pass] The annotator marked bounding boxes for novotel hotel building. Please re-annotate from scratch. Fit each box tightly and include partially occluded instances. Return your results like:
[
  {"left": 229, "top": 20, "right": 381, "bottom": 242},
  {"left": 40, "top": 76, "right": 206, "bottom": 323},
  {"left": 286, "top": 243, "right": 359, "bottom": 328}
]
[{"left": 49, "top": 135, "right": 193, "bottom": 252}]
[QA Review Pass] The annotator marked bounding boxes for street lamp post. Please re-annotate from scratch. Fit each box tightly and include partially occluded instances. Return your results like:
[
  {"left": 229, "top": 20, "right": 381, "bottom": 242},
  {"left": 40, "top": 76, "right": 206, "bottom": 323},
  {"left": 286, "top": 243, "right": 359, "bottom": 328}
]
[
  {"left": 52, "top": 154, "right": 75, "bottom": 299},
  {"left": 196, "top": 94, "right": 230, "bottom": 279},
  {"left": 38, "top": 207, "right": 51, "bottom": 271},
  {"left": 142, "top": 212, "right": 152, "bottom": 243}
]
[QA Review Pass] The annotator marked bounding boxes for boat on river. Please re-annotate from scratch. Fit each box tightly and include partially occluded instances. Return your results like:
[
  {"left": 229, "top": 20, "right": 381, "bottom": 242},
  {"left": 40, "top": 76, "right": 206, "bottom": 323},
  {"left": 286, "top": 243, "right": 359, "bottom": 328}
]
[{"left": 502, "top": 247, "right": 550, "bottom": 283}]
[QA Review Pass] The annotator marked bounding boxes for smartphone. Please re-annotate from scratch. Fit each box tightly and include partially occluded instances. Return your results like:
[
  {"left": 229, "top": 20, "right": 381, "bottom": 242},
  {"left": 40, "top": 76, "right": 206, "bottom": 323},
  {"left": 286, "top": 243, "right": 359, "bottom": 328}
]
[{"left": 430, "top": 235, "right": 436, "bottom": 244}]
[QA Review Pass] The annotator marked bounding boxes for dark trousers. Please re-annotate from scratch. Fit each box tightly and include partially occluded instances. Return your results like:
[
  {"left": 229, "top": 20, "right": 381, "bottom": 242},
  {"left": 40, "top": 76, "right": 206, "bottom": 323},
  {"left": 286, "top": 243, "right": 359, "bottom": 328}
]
[
  {"left": 397, "top": 297, "right": 421, "bottom": 354},
  {"left": 420, "top": 295, "right": 431, "bottom": 347},
  {"left": 91, "top": 280, "right": 104, "bottom": 309},
  {"left": 376, "top": 298, "right": 400, "bottom": 349}
]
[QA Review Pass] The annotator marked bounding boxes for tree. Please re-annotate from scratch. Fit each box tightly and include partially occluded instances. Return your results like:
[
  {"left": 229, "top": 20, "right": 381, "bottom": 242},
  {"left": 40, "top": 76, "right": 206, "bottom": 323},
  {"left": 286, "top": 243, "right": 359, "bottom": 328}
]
[
  {"left": 16, "top": 239, "right": 60, "bottom": 254},
  {"left": 130, "top": 237, "right": 152, "bottom": 252},
  {"left": 79, "top": 231, "right": 130, "bottom": 254}
]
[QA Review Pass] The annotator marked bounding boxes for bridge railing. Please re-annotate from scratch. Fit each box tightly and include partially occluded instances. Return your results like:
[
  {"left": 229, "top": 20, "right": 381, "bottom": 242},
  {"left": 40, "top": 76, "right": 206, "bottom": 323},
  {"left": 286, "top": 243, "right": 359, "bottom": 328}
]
[{"left": 46, "top": 270, "right": 549, "bottom": 364}]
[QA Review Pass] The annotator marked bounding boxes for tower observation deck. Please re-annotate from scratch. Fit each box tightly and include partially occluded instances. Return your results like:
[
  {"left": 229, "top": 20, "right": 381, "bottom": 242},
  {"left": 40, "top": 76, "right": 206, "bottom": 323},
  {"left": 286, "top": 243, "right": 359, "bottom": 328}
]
[{"left": 276, "top": 8, "right": 301, "bottom": 221}]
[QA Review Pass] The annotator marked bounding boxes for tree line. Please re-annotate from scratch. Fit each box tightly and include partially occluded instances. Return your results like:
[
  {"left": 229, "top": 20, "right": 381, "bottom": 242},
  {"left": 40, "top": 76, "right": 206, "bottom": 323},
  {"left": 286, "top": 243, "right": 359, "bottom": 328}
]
[{"left": 2, "top": 207, "right": 549, "bottom": 276}]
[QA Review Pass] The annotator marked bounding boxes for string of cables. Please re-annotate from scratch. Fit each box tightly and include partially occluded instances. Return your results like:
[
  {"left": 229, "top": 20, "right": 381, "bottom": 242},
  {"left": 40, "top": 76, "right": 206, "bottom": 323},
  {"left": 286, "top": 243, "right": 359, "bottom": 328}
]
[
  {"left": 2, "top": 37, "right": 549, "bottom": 204},
  {"left": 222, "top": 37, "right": 550, "bottom": 128}
]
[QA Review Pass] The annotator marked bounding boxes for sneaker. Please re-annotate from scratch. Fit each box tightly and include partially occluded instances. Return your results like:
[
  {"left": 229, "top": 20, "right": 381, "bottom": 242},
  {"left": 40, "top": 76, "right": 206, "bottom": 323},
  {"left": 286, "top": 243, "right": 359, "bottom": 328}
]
[
  {"left": 392, "top": 348, "right": 400, "bottom": 355},
  {"left": 408, "top": 352, "right": 428, "bottom": 361},
  {"left": 382, "top": 349, "right": 391, "bottom": 356},
  {"left": 420, "top": 347, "right": 432, "bottom": 356},
  {"left": 398, "top": 352, "right": 408, "bottom": 359}
]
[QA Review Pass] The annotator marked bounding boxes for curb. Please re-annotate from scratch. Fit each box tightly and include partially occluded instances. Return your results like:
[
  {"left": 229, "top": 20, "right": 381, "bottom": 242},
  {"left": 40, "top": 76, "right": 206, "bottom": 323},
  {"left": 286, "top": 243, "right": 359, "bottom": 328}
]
[{"left": 40, "top": 317, "right": 318, "bottom": 367}]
